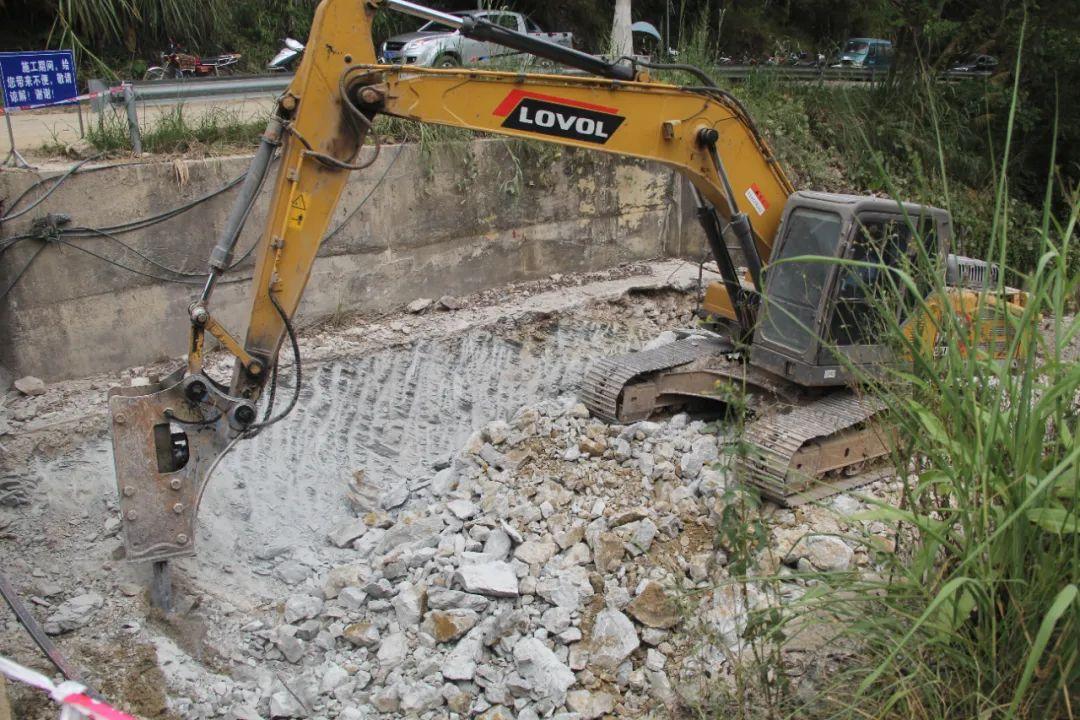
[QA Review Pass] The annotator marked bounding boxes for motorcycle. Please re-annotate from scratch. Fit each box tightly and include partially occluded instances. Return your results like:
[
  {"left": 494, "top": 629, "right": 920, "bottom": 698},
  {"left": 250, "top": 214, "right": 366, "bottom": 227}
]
[
  {"left": 144, "top": 41, "right": 241, "bottom": 80},
  {"left": 268, "top": 38, "right": 305, "bottom": 72}
]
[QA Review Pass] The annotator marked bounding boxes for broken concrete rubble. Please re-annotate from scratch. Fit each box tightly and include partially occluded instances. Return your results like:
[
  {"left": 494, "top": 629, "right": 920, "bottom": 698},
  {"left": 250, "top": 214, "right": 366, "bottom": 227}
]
[{"left": 0, "top": 275, "right": 917, "bottom": 720}]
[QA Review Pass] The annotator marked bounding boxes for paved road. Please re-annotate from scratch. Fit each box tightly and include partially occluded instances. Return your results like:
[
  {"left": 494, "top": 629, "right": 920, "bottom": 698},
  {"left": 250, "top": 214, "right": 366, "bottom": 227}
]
[{"left": 2, "top": 93, "right": 276, "bottom": 163}]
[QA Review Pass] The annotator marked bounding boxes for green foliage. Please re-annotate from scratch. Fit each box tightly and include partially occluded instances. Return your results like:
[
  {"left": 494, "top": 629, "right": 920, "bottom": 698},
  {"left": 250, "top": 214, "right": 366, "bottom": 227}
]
[
  {"left": 86, "top": 105, "right": 265, "bottom": 155},
  {"left": 729, "top": 48, "right": 1080, "bottom": 716}
]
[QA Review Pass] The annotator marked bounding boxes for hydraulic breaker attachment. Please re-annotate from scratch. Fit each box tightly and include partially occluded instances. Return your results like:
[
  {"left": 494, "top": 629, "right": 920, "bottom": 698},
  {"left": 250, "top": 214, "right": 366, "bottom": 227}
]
[{"left": 108, "top": 368, "right": 253, "bottom": 564}]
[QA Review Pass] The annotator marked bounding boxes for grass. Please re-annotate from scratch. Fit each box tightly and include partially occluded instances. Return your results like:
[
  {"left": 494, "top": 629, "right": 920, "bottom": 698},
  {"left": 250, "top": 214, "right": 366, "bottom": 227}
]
[
  {"left": 688, "top": 37, "right": 1079, "bottom": 720},
  {"left": 86, "top": 104, "right": 265, "bottom": 155}
]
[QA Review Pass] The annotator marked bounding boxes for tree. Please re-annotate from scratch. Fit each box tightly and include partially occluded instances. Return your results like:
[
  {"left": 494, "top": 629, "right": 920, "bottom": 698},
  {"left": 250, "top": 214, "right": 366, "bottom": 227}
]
[{"left": 612, "top": 0, "right": 633, "bottom": 57}]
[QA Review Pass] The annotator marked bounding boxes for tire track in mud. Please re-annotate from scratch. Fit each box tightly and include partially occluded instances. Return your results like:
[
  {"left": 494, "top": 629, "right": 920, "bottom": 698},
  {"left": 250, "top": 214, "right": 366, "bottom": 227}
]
[
  {"left": 20, "top": 301, "right": 686, "bottom": 600},
  {"left": 202, "top": 315, "right": 662, "bottom": 562}
]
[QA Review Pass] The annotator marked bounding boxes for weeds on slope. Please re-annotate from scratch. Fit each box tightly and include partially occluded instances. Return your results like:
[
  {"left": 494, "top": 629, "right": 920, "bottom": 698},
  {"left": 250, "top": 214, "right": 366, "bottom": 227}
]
[{"left": 705, "top": 36, "right": 1079, "bottom": 720}]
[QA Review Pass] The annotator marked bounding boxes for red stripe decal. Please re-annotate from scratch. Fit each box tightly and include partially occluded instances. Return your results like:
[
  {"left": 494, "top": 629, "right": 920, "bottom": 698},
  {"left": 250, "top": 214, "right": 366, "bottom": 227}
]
[{"left": 493, "top": 89, "right": 619, "bottom": 117}]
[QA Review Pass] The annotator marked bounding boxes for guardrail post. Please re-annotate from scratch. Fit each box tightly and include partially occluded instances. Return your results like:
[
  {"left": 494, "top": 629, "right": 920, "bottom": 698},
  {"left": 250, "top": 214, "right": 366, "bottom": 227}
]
[{"left": 122, "top": 84, "right": 142, "bottom": 155}]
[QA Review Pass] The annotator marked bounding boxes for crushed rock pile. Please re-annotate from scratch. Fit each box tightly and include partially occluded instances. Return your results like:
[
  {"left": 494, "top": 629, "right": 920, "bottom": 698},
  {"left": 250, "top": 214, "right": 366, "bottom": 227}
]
[{"left": 137, "top": 393, "right": 904, "bottom": 720}]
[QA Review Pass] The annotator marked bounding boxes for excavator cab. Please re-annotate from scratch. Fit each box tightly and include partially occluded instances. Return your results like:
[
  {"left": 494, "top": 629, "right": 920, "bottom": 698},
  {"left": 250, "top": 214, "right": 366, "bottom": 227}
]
[{"left": 751, "top": 191, "right": 951, "bottom": 387}]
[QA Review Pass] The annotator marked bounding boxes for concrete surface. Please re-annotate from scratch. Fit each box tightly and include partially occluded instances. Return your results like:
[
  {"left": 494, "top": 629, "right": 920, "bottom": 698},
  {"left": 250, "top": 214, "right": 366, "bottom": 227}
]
[{"left": 0, "top": 139, "right": 707, "bottom": 380}]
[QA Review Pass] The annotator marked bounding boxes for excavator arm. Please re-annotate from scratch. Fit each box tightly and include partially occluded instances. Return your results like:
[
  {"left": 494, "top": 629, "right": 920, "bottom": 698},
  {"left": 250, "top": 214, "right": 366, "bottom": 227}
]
[{"left": 108, "top": 0, "right": 794, "bottom": 583}]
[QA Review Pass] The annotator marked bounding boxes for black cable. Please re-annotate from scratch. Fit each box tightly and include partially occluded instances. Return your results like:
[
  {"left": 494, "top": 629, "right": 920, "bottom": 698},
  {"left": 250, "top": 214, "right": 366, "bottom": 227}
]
[
  {"left": 164, "top": 408, "right": 224, "bottom": 426},
  {"left": 325, "top": 142, "right": 405, "bottom": 241},
  {"left": 52, "top": 238, "right": 206, "bottom": 285},
  {"left": 0, "top": 242, "right": 47, "bottom": 300},
  {"left": 67, "top": 226, "right": 208, "bottom": 277},
  {"left": 618, "top": 55, "right": 719, "bottom": 88},
  {"left": 0, "top": 154, "right": 104, "bottom": 223},
  {"left": 2, "top": 159, "right": 147, "bottom": 220},
  {"left": 243, "top": 291, "right": 302, "bottom": 435}
]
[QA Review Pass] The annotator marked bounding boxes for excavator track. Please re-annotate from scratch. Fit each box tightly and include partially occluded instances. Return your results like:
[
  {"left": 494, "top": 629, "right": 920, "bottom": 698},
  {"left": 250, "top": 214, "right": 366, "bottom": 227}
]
[
  {"left": 738, "top": 390, "right": 889, "bottom": 506},
  {"left": 582, "top": 345, "right": 894, "bottom": 506},
  {"left": 580, "top": 338, "right": 726, "bottom": 423}
]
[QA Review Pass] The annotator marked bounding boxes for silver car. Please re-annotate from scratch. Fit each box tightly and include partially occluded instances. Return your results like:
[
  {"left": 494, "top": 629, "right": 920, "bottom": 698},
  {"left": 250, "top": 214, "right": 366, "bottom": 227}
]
[{"left": 379, "top": 10, "right": 573, "bottom": 68}]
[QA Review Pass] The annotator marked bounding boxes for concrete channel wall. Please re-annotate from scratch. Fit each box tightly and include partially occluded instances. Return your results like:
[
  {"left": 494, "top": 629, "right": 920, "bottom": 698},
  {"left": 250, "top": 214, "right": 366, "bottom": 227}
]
[{"left": 0, "top": 139, "right": 706, "bottom": 381}]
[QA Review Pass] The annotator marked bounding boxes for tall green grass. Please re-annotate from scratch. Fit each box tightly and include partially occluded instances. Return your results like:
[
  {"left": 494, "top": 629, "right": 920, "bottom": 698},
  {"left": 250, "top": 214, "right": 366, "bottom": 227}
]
[{"left": 744, "top": 42, "right": 1080, "bottom": 720}]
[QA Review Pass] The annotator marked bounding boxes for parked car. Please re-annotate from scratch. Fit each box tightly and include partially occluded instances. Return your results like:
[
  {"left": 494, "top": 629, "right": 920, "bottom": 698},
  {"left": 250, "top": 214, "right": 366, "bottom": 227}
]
[
  {"left": 834, "top": 37, "right": 893, "bottom": 69},
  {"left": 949, "top": 53, "right": 998, "bottom": 73},
  {"left": 378, "top": 10, "right": 573, "bottom": 68}
]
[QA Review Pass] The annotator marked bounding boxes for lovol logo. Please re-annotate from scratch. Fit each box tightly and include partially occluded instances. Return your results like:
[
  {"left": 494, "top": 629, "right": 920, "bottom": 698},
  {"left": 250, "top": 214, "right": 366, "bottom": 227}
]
[{"left": 493, "top": 89, "right": 625, "bottom": 145}]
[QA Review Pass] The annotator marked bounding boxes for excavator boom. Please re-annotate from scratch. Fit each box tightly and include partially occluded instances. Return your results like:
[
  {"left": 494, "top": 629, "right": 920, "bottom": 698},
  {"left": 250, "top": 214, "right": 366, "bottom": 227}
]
[{"left": 107, "top": 0, "right": 794, "bottom": 569}]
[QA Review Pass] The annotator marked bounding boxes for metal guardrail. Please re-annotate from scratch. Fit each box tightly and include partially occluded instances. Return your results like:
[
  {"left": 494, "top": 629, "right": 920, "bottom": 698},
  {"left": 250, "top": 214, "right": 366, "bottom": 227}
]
[
  {"left": 126, "top": 74, "right": 291, "bottom": 102},
  {"left": 111, "top": 64, "right": 990, "bottom": 104},
  {"left": 97, "top": 64, "right": 990, "bottom": 151}
]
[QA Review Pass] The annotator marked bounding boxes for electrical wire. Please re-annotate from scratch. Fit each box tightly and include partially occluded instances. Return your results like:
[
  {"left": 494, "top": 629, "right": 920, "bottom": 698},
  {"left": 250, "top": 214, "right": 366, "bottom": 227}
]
[
  {"left": 0, "top": 243, "right": 48, "bottom": 300},
  {"left": 325, "top": 141, "right": 405, "bottom": 241},
  {"left": 243, "top": 290, "right": 302, "bottom": 435},
  {"left": 0, "top": 154, "right": 104, "bottom": 224},
  {"left": 2, "top": 159, "right": 146, "bottom": 222}
]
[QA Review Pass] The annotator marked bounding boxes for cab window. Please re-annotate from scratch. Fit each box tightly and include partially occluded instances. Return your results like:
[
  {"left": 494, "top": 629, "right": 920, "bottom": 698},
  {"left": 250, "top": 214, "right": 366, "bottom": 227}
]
[
  {"left": 759, "top": 208, "right": 844, "bottom": 355},
  {"left": 828, "top": 215, "right": 933, "bottom": 346}
]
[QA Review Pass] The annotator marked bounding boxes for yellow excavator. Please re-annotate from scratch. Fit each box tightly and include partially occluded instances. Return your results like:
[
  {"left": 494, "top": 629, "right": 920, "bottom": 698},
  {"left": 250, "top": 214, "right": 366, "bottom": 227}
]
[{"left": 107, "top": 0, "right": 1026, "bottom": 604}]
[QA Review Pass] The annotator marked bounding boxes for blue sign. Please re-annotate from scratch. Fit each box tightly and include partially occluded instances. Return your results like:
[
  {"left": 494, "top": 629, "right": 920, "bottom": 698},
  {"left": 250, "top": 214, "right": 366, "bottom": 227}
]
[{"left": 0, "top": 50, "right": 78, "bottom": 108}]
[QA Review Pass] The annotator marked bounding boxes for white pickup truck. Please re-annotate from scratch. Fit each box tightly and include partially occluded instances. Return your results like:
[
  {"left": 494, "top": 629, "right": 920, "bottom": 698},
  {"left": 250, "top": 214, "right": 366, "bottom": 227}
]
[{"left": 378, "top": 10, "right": 573, "bottom": 68}]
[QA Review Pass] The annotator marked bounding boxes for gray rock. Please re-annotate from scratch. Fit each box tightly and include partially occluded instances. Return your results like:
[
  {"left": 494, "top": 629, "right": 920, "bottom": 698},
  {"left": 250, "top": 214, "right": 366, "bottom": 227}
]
[
  {"left": 407, "top": 298, "right": 433, "bottom": 313},
  {"left": 338, "top": 586, "right": 367, "bottom": 610},
  {"left": 274, "top": 626, "right": 307, "bottom": 663},
  {"left": 274, "top": 560, "right": 311, "bottom": 586},
  {"left": 380, "top": 483, "right": 410, "bottom": 510},
  {"left": 377, "top": 632, "right": 408, "bottom": 667},
  {"left": 283, "top": 594, "right": 323, "bottom": 624},
  {"left": 322, "top": 563, "right": 368, "bottom": 599},
  {"left": 43, "top": 592, "right": 103, "bottom": 634},
  {"left": 14, "top": 376, "right": 45, "bottom": 396},
  {"left": 375, "top": 516, "right": 444, "bottom": 556},
  {"left": 514, "top": 540, "right": 558, "bottom": 566},
  {"left": 540, "top": 606, "right": 572, "bottom": 634},
  {"left": 447, "top": 498, "right": 478, "bottom": 520},
  {"left": 438, "top": 295, "right": 462, "bottom": 311},
  {"left": 400, "top": 682, "right": 444, "bottom": 712},
  {"left": 455, "top": 561, "right": 519, "bottom": 597},
  {"left": 565, "top": 690, "right": 615, "bottom": 720},
  {"left": 512, "top": 638, "right": 575, "bottom": 705},
  {"left": 320, "top": 663, "right": 350, "bottom": 693},
  {"left": 640, "top": 627, "right": 668, "bottom": 646},
  {"left": 535, "top": 566, "right": 593, "bottom": 611},
  {"left": 426, "top": 587, "right": 490, "bottom": 612},
  {"left": 392, "top": 582, "right": 424, "bottom": 627},
  {"left": 483, "top": 529, "right": 513, "bottom": 559},
  {"left": 269, "top": 690, "right": 305, "bottom": 718},
  {"left": 787, "top": 535, "right": 854, "bottom": 572},
  {"left": 589, "top": 609, "right": 639, "bottom": 670},
  {"left": 327, "top": 519, "right": 368, "bottom": 548},
  {"left": 443, "top": 626, "right": 485, "bottom": 680}
]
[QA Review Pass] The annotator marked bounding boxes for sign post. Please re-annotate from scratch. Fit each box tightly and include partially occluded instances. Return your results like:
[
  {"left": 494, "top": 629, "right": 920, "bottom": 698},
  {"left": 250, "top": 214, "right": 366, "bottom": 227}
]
[{"left": 0, "top": 50, "right": 79, "bottom": 168}]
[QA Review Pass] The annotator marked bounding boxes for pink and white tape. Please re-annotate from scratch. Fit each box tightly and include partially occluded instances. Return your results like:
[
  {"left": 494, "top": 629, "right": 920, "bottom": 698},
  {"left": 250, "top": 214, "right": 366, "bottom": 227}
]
[
  {"left": 0, "top": 84, "right": 127, "bottom": 116},
  {"left": 0, "top": 655, "right": 136, "bottom": 720}
]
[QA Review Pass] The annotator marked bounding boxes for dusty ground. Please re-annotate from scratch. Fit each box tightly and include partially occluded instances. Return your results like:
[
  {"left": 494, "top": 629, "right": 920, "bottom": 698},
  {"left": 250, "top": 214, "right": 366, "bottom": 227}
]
[
  {"left": 4, "top": 260, "right": 1064, "bottom": 719},
  {"left": 0, "top": 260, "right": 708, "bottom": 718}
]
